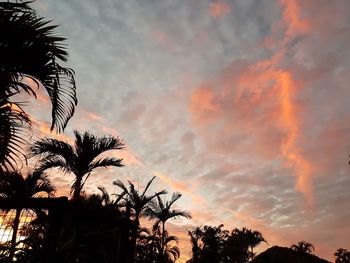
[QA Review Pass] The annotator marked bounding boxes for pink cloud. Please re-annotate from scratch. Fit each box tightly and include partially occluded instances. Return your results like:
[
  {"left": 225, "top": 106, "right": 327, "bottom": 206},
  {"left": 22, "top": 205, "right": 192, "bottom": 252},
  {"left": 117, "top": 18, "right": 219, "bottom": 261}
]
[
  {"left": 153, "top": 171, "right": 206, "bottom": 206},
  {"left": 208, "top": 1, "right": 231, "bottom": 18}
]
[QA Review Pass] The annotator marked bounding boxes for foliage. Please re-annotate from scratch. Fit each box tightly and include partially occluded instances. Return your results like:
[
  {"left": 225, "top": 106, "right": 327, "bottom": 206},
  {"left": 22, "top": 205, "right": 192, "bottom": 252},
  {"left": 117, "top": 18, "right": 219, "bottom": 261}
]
[
  {"left": 187, "top": 225, "right": 228, "bottom": 263},
  {"left": 0, "top": 169, "right": 55, "bottom": 261},
  {"left": 335, "top": 248, "right": 350, "bottom": 263},
  {"left": 187, "top": 226, "right": 266, "bottom": 263},
  {"left": 137, "top": 226, "right": 180, "bottom": 263},
  {"left": 113, "top": 176, "right": 167, "bottom": 260},
  {"left": 0, "top": 0, "right": 77, "bottom": 171},
  {"left": 291, "top": 241, "right": 315, "bottom": 254},
  {"left": 30, "top": 130, "right": 124, "bottom": 200}
]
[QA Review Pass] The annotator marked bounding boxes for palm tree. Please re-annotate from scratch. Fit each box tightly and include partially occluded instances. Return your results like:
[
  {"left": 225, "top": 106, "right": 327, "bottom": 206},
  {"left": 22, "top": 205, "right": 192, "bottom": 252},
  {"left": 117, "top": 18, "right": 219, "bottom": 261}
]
[
  {"left": 145, "top": 192, "right": 191, "bottom": 263},
  {"left": 334, "top": 248, "right": 350, "bottom": 263},
  {"left": 188, "top": 225, "right": 229, "bottom": 263},
  {"left": 0, "top": 169, "right": 55, "bottom": 261},
  {"left": 113, "top": 176, "right": 167, "bottom": 262},
  {"left": 30, "top": 130, "right": 125, "bottom": 200},
  {"left": 0, "top": 1, "right": 77, "bottom": 170},
  {"left": 188, "top": 229, "right": 200, "bottom": 263},
  {"left": 291, "top": 241, "right": 315, "bottom": 254},
  {"left": 137, "top": 226, "right": 180, "bottom": 263},
  {"left": 231, "top": 227, "right": 267, "bottom": 259}
]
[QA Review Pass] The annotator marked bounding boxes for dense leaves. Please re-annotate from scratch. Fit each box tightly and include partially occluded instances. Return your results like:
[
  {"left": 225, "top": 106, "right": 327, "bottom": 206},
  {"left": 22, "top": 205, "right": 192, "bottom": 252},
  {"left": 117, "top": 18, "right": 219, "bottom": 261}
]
[
  {"left": 0, "top": 169, "right": 55, "bottom": 261},
  {"left": 30, "top": 130, "right": 124, "bottom": 200},
  {"left": 0, "top": 1, "right": 77, "bottom": 171},
  {"left": 187, "top": 226, "right": 266, "bottom": 263},
  {"left": 335, "top": 248, "right": 350, "bottom": 263}
]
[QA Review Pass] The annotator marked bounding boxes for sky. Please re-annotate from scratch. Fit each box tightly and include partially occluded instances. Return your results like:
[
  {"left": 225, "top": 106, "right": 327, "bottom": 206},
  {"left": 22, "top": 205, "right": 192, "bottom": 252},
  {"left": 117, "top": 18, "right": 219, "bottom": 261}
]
[{"left": 22, "top": 0, "right": 350, "bottom": 262}]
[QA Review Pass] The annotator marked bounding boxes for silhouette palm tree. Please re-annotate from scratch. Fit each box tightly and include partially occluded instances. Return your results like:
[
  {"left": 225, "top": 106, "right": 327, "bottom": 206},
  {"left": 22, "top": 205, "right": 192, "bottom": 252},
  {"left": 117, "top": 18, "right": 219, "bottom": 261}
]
[
  {"left": 188, "top": 229, "right": 200, "bottom": 263},
  {"left": 138, "top": 226, "right": 180, "bottom": 263},
  {"left": 0, "top": 170, "right": 55, "bottom": 261},
  {"left": 291, "top": 241, "right": 315, "bottom": 254},
  {"left": 30, "top": 130, "right": 124, "bottom": 200},
  {"left": 334, "top": 248, "right": 350, "bottom": 263},
  {"left": 113, "top": 176, "right": 167, "bottom": 262},
  {"left": 188, "top": 225, "right": 228, "bottom": 263},
  {"left": 0, "top": 1, "right": 77, "bottom": 170},
  {"left": 145, "top": 192, "right": 191, "bottom": 263},
  {"left": 232, "top": 227, "right": 267, "bottom": 259}
]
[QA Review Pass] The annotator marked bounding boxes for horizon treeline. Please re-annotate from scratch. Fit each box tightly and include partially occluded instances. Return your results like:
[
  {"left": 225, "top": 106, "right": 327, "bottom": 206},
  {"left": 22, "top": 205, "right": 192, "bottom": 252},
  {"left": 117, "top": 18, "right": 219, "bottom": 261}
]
[{"left": 0, "top": 1, "right": 349, "bottom": 263}]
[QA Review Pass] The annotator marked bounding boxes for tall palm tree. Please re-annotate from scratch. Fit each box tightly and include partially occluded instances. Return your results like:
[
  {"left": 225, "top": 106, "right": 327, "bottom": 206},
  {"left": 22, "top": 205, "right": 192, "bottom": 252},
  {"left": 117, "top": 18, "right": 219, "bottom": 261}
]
[
  {"left": 145, "top": 192, "right": 191, "bottom": 263},
  {"left": 113, "top": 176, "right": 167, "bottom": 262},
  {"left": 291, "top": 240, "right": 315, "bottom": 254},
  {"left": 0, "top": 1, "right": 77, "bottom": 170},
  {"left": 0, "top": 169, "right": 55, "bottom": 261},
  {"left": 30, "top": 130, "right": 125, "bottom": 200}
]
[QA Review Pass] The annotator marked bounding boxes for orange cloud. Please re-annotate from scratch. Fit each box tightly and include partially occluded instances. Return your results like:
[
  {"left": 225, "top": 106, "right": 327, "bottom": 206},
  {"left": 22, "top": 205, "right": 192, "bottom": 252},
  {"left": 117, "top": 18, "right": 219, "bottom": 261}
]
[
  {"left": 208, "top": 1, "right": 231, "bottom": 18},
  {"left": 189, "top": 86, "right": 220, "bottom": 124},
  {"left": 280, "top": 0, "right": 309, "bottom": 39},
  {"left": 153, "top": 171, "right": 205, "bottom": 206},
  {"left": 278, "top": 71, "right": 314, "bottom": 205},
  {"left": 86, "top": 112, "right": 102, "bottom": 121},
  {"left": 190, "top": 0, "right": 315, "bottom": 204},
  {"left": 116, "top": 149, "right": 143, "bottom": 167},
  {"left": 98, "top": 125, "right": 143, "bottom": 167},
  {"left": 32, "top": 117, "right": 73, "bottom": 142}
]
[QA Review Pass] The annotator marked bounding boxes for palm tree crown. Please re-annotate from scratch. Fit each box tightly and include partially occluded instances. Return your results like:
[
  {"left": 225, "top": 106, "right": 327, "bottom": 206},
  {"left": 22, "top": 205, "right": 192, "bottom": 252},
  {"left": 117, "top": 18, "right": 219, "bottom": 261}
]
[
  {"left": 145, "top": 192, "right": 191, "bottom": 227},
  {"left": 113, "top": 176, "right": 167, "bottom": 221},
  {"left": 30, "top": 130, "right": 125, "bottom": 199},
  {"left": 113, "top": 176, "right": 167, "bottom": 261},
  {"left": 232, "top": 227, "right": 267, "bottom": 252},
  {"left": 0, "top": 1, "right": 77, "bottom": 170},
  {"left": 0, "top": 169, "right": 55, "bottom": 260},
  {"left": 138, "top": 226, "right": 180, "bottom": 263},
  {"left": 334, "top": 248, "right": 350, "bottom": 263},
  {"left": 145, "top": 192, "right": 191, "bottom": 263},
  {"left": 0, "top": 170, "right": 55, "bottom": 199},
  {"left": 291, "top": 241, "right": 315, "bottom": 254}
]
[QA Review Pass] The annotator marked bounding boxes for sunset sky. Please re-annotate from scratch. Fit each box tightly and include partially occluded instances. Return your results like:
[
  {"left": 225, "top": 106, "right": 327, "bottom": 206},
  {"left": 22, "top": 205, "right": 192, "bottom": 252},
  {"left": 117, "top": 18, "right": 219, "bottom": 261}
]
[{"left": 24, "top": 0, "right": 350, "bottom": 262}]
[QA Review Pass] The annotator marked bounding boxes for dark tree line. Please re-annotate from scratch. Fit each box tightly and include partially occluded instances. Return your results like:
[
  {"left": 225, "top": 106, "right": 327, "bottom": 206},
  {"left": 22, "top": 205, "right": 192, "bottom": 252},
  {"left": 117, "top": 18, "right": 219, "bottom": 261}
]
[{"left": 187, "top": 225, "right": 266, "bottom": 263}]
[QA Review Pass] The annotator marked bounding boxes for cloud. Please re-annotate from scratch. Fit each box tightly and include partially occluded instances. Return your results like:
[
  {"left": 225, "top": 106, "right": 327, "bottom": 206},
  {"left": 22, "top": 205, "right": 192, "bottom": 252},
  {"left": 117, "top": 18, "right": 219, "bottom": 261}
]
[
  {"left": 190, "top": 0, "right": 315, "bottom": 205},
  {"left": 153, "top": 171, "right": 205, "bottom": 206},
  {"left": 208, "top": 1, "right": 231, "bottom": 18}
]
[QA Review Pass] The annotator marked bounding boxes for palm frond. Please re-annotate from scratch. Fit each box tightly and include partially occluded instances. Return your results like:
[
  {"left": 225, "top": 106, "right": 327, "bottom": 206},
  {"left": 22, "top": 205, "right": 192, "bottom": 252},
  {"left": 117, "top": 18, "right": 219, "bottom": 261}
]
[
  {"left": 0, "top": 101, "right": 31, "bottom": 171},
  {"left": 168, "top": 209, "right": 192, "bottom": 220},
  {"left": 88, "top": 157, "right": 123, "bottom": 172},
  {"left": 30, "top": 137, "right": 75, "bottom": 160},
  {"left": 141, "top": 176, "right": 156, "bottom": 198},
  {"left": 168, "top": 192, "right": 182, "bottom": 208},
  {"left": 0, "top": 4, "right": 77, "bottom": 131},
  {"left": 113, "top": 179, "right": 129, "bottom": 193},
  {"left": 0, "top": 1, "right": 34, "bottom": 13},
  {"left": 97, "top": 186, "right": 110, "bottom": 205},
  {"left": 25, "top": 170, "right": 55, "bottom": 197},
  {"left": 35, "top": 155, "right": 71, "bottom": 174}
]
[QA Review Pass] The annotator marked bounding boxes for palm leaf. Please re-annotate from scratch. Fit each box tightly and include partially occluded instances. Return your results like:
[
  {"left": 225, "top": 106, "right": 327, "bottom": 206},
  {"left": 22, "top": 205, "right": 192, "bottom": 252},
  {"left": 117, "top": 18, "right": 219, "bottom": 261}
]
[
  {"left": 88, "top": 157, "right": 123, "bottom": 172},
  {"left": 0, "top": 3, "right": 77, "bottom": 132}
]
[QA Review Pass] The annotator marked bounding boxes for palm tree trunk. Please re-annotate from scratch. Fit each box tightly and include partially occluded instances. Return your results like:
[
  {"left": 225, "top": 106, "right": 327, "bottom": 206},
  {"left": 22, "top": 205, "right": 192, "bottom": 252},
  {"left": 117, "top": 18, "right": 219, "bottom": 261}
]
[
  {"left": 73, "top": 176, "right": 83, "bottom": 200},
  {"left": 9, "top": 208, "right": 21, "bottom": 261},
  {"left": 160, "top": 221, "right": 165, "bottom": 263},
  {"left": 130, "top": 213, "right": 139, "bottom": 263}
]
